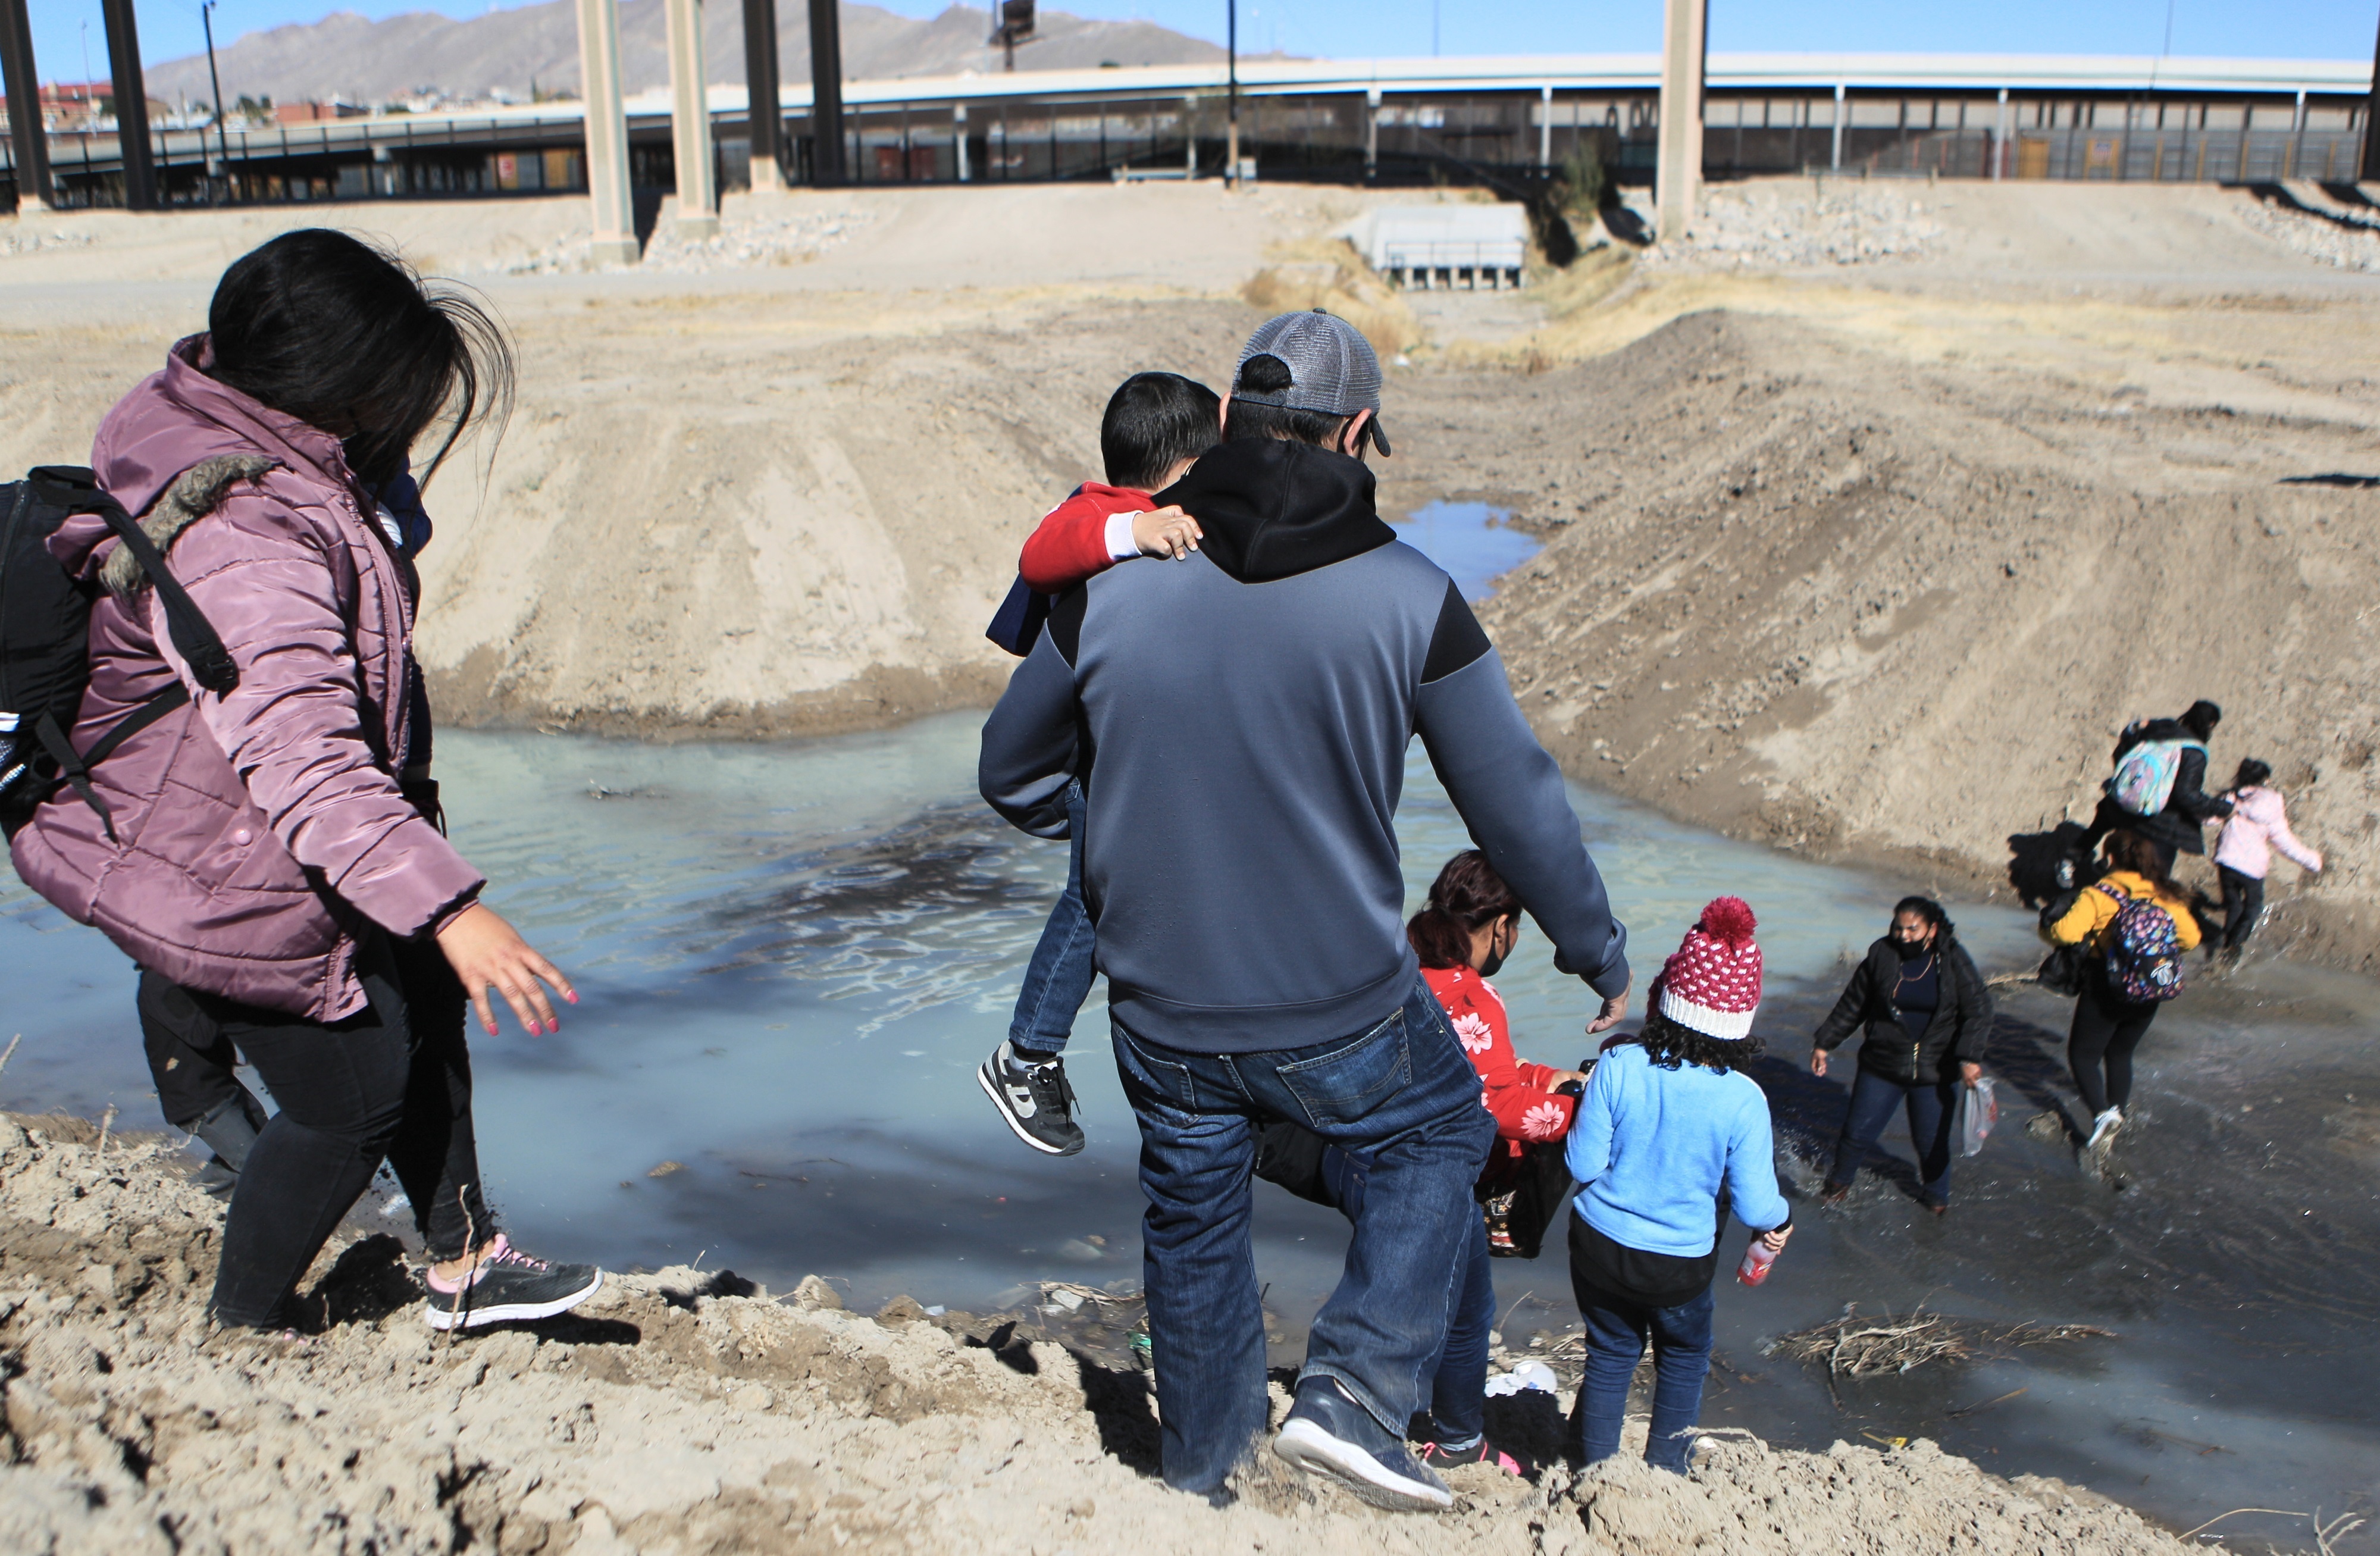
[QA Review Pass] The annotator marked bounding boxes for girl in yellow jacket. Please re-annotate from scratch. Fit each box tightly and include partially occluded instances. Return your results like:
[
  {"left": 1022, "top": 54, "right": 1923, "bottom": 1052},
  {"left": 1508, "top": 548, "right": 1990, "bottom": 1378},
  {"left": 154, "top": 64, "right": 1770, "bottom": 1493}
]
[{"left": 2044, "top": 830, "right": 2200, "bottom": 1148}]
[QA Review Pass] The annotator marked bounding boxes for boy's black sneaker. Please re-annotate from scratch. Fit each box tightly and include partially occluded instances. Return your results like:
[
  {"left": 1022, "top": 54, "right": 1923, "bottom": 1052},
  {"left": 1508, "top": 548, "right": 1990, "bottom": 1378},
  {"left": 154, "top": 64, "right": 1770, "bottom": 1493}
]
[
  {"left": 422, "top": 1236, "right": 603, "bottom": 1330},
  {"left": 978, "top": 1040, "right": 1084, "bottom": 1156}
]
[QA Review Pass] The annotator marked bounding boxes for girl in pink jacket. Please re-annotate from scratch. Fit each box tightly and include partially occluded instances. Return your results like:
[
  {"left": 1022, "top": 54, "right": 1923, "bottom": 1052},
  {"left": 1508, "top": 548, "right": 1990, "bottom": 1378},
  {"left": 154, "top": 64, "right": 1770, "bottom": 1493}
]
[
  {"left": 2211, "top": 758, "right": 2323, "bottom": 956},
  {"left": 13, "top": 231, "right": 600, "bottom": 1334}
]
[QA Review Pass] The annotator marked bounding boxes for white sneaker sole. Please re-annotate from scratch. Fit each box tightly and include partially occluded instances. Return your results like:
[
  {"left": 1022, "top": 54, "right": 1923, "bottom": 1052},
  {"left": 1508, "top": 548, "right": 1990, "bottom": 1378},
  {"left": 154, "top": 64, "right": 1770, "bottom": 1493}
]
[
  {"left": 1274, "top": 1418, "right": 1453, "bottom": 1511},
  {"left": 976, "top": 1061, "right": 1080, "bottom": 1156},
  {"left": 424, "top": 1268, "right": 604, "bottom": 1331}
]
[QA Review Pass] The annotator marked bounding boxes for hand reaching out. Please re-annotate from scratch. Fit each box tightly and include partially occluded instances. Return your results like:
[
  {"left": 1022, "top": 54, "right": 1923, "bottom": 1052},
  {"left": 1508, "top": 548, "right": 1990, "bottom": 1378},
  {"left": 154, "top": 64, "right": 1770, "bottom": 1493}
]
[
  {"left": 1585, "top": 981, "right": 1630, "bottom": 1035},
  {"left": 436, "top": 902, "right": 576, "bottom": 1037},
  {"left": 1132, "top": 506, "right": 1203, "bottom": 561}
]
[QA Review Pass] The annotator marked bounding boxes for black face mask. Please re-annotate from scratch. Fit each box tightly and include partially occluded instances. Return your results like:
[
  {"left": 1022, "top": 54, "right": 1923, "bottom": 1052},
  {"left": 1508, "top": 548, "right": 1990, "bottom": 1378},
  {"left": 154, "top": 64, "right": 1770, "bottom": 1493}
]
[
  {"left": 1477, "top": 944, "right": 1508, "bottom": 978},
  {"left": 1893, "top": 936, "right": 1931, "bottom": 962}
]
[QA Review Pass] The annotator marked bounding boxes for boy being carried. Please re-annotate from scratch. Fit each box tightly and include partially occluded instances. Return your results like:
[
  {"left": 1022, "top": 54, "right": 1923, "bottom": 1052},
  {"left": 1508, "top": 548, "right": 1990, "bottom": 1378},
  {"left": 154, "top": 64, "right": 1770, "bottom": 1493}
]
[{"left": 978, "top": 371, "right": 1219, "bottom": 1155}]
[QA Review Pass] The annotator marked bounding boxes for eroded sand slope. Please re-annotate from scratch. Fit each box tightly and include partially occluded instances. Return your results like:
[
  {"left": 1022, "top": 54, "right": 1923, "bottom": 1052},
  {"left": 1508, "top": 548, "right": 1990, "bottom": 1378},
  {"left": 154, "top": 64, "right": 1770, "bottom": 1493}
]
[
  {"left": 1, "top": 1114, "right": 2195, "bottom": 1555},
  {"left": 1424, "top": 309, "right": 2379, "bottom": 968}
]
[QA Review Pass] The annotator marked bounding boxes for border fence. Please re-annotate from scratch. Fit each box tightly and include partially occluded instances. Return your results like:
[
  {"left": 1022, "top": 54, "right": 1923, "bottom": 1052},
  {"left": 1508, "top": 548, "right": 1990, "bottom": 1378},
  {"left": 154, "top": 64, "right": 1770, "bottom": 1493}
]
[{"left": 4, "top": 61, "right": 2369, "bottom": 212}]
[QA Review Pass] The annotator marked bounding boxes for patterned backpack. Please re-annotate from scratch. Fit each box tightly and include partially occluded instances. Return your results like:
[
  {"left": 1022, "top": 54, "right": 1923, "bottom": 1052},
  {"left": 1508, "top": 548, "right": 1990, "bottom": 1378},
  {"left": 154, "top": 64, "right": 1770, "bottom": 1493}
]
[
  {"left": 2097, "top": 882, "right": 2185, "bottom": 1002},
  {"left": 2106, "top": 735, "right": 2204, "bottom": 817}
]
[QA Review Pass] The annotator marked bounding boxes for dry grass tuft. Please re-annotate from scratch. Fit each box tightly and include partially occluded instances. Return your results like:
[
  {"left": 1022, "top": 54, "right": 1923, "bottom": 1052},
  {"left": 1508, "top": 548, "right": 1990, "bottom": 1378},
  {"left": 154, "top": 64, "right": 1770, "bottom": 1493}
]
[
  {"left": 1240, "top": 238, "right": 1424, "bottom": 361},
  {"left": 1768, "top": 1303, "right": 2115, "bottom": 1394}
]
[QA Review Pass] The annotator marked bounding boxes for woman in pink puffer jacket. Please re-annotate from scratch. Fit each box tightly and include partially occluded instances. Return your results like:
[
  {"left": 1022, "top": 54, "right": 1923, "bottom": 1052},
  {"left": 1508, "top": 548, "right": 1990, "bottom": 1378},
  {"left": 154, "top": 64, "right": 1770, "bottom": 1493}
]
[
  {"left": 2210, "top": 757, "right": 2323, "bottom": 957},
  {"left": 11, "top": 231, "right": 601, "bottom": 1333}
]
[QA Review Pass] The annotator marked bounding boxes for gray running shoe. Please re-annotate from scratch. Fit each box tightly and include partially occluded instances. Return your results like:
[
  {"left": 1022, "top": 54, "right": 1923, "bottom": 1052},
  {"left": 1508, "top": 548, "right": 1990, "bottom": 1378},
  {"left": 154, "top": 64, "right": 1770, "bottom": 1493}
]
[
  {"left": 422, "top": 1235, "right": 603, "bottom": 1330},
  {"left": 977, "top": 1040, "right": 1085, "bottom": 1156},
  {"left": 1274, "top": 1377, "right": 1453, "bottom": 1512}
]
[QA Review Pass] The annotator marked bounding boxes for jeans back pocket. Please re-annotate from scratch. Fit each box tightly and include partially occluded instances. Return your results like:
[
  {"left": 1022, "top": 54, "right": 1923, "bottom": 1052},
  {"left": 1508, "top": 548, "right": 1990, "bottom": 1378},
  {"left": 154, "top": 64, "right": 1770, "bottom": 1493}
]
[{"left": 1276, "top": 1012, "right": 1413, "bottom": 1131}]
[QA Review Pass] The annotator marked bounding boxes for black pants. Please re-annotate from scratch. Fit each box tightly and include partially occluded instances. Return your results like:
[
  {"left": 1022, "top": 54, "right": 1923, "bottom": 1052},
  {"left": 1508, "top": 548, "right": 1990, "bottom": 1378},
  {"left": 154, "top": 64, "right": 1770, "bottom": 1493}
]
[
  {"left": 2218, "top": 866, "right": 2265, "bottom": 952},
  {"left": 138, "top": 934, "right": 492, "bottom": 1328},
  {"left": 2081, "top": 798, "right": 2179, "bottom": 874},
  {"left": 2066, "top": 968, "right": 2161, "bottom": 1116}
]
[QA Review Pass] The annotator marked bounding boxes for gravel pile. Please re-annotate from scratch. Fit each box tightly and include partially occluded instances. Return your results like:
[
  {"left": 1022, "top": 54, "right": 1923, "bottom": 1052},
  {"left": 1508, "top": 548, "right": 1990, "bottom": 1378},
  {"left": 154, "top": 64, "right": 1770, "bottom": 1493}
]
[
  {"left": 0, "top": 227, "right": 96, "bottom": 258},
  {"left": 499, "top": 203, "right": 876, "bottom": 275},
  {"left": 2237, "top": 194, "right": 2380, "bottom": 274},
  {"left": 1637, "top": 180, "right": 1948, "bottom": 270}
]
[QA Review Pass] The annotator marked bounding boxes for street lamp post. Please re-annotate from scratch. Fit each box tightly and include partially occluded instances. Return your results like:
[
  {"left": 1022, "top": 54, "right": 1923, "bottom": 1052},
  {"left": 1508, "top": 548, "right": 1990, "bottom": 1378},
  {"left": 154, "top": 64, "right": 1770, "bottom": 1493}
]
[
  {"left": 201, "top": 0, "right": 231, "bottom": 202},
  {"left": 1225, "top": 0, "right": 1238, "bottom": 188}
]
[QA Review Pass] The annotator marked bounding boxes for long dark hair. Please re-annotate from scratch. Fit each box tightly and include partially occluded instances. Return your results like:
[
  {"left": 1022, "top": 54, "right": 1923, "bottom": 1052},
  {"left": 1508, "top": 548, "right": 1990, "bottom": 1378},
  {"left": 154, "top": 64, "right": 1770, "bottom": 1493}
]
[
  {"left": 206, "top": 228, "right": 514, "bottom": 489},
  {"left": 1407, "top": 850, "right": 1519, "bottom": 970},
  {"left": 2180, "top": 699, "right": 2222, "bottom": 742},
  {"left": 2103, "top": 829, "right": 2182, "bottom": 901},
  {"left": 1618, "top": 1007, "right": 1764, "bottom": 1073},
  {"left": 2234, "top": 757, "right": 2272, "bottom": 790},
  {"left": 1893, "top": 894, "right": 1955, "bottom": 942}
]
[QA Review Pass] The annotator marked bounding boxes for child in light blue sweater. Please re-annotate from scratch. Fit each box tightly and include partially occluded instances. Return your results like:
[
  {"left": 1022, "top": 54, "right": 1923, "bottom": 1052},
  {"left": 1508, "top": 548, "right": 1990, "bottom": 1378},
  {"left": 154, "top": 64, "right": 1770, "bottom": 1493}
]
[{"left": 1565, "top": 897, "right": 1793, "bottom": 1473}]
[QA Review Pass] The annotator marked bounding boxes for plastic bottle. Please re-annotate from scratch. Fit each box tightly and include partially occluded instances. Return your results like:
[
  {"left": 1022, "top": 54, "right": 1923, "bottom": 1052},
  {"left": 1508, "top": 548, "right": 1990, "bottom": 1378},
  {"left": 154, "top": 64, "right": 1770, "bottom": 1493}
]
[{"left": 1736, "top": 1236, "right": 1780, "bottom": 1288}]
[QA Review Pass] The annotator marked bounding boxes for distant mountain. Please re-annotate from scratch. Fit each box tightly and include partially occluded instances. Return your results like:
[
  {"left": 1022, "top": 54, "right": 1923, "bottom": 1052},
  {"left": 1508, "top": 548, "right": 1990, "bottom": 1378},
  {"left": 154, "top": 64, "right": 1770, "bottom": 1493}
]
[{"left": 142, "top": 2, "right": 1228, "bottom": 108}]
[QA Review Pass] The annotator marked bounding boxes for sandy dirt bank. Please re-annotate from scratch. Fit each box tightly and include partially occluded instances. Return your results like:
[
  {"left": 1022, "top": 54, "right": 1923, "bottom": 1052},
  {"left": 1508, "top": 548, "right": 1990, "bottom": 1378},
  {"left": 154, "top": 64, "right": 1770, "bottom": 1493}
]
[{"left": 0, "top": 1112, "right": 2197, "bottom": 1555}]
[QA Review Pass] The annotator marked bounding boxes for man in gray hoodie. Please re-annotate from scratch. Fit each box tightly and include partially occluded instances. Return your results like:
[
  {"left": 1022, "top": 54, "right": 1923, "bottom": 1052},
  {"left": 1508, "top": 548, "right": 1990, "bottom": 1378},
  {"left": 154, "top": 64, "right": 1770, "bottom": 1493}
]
[{"left": 979, "top": 311, "right": 1630, "bottom": 1508}]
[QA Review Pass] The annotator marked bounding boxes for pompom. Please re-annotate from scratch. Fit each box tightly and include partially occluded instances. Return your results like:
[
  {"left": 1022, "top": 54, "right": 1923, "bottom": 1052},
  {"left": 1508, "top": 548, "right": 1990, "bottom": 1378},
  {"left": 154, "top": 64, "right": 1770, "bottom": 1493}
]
[{"left": 1698, "top": 896, "right": 1758, "bottom": 949}]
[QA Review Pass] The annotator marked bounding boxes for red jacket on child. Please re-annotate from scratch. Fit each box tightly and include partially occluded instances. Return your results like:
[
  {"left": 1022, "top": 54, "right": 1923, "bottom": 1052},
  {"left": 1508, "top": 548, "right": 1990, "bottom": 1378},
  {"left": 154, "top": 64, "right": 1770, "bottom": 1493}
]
[
  {"left": 1017, "top": 482, "right": 1155, "bottom": 594},
  {"left": 1423, "top": 965, "right": 1577, "bottom": 1150}
]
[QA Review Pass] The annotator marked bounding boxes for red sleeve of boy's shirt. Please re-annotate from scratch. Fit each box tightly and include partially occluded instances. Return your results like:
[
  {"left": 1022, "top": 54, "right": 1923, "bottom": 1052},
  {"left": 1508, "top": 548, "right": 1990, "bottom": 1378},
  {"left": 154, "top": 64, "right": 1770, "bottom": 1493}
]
[
  {"left": 1018, "top": 483, "right": 1155, "bottom": 595},
  {"left": 1427, "top": 969, "right": 1578, "bottom": 1145}
]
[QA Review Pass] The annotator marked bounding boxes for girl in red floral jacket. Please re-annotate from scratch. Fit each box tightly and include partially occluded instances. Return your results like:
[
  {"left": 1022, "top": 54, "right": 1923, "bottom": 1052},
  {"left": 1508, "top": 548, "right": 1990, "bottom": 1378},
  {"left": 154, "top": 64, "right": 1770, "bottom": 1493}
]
[{"left": 1411, "top": 851, "right": 1592, "bottom": 1167}]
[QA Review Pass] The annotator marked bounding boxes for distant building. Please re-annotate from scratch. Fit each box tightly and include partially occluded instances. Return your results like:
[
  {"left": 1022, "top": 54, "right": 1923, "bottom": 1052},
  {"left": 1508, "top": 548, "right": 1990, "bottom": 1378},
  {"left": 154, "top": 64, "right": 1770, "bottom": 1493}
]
[
  {"left": 0, "top": 82, "right": 117, "bottom": 132},
  {"left": 274, "top": 101, "right": 369, "bottom": 125}
]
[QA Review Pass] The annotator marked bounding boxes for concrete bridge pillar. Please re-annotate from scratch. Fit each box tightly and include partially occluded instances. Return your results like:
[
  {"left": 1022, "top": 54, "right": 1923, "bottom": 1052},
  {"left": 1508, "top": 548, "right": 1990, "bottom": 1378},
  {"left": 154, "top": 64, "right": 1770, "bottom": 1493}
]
[
  {"left": 666, "top": 0, "right": 718, "bottom": 234},
  {"left": 741, "top": 0, "right": 784, "bottom": 191},
  {"left": 1655, "top": 0, "right": 1703, "bottom": 243},
  {"left": 0, "top": 0, "right": 54, "bottom": 211},
  {"left": 575, "top": 0, "right": 639, "bottom": 263}
]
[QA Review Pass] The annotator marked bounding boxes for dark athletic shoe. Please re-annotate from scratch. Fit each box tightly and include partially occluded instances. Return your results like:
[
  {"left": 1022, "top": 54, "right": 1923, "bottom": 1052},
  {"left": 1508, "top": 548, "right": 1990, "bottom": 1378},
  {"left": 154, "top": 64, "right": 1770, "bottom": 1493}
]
[
  {"left": 1419, "top": 1437, "right": 1523, "bottom": 1476},
  {"left": 422, "top": 1235, "right": 603, "bottom": 1330},
  {"left": 1273, "top": 1377, "right": 1453, "bottom": 1512},
  {"left": 977, "top": 1041, "right": 1084, "bottom": 1157}
]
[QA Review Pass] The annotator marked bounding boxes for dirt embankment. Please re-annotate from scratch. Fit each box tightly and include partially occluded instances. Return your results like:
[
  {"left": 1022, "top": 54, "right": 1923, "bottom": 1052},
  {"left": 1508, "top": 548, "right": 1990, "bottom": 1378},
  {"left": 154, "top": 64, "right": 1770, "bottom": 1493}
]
[
  {"left": 410, "top": 293, "right": 1258, "bottom": 740},
  {"left": 1390, "top": 309, "right": 2379, "bottom": 970},
  {"left": 1, "top": 1113, "right": 2194, "bottom": 1555}
]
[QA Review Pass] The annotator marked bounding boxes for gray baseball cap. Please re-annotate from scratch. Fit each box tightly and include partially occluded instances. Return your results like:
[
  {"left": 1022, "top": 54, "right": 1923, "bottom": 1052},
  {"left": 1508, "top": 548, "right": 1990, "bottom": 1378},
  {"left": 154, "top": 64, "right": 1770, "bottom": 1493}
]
[{"left": 1232, "top": 309, "right": 1391, "bottom": 455}]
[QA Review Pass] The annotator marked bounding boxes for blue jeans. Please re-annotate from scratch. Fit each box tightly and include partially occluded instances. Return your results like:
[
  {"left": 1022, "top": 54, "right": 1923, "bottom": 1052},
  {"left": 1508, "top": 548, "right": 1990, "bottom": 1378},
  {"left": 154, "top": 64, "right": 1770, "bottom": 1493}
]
[
  {"left": 1111, "top": 979, "right": 1497, "bottom": 1494},
  {"left": 1571, "top": 1275, "right": 1717, "bottom": 1473},
  {"left": 1320, "top": 1144, "right": 1498, "bottom": 1447},
  {"left": 1828, "top": 1067, "right": 1957, "bottom": 1206},
  {"left": 1009, "top": 781, "right": 1095, "bottom": 1056}
]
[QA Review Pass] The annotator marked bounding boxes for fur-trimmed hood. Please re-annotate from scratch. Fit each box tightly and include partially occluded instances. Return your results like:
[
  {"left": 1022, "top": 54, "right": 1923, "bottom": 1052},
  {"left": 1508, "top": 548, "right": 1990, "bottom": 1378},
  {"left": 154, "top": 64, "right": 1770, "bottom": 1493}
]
[{"left": 98, "top": 453, "right": 278, "bottom": 599}]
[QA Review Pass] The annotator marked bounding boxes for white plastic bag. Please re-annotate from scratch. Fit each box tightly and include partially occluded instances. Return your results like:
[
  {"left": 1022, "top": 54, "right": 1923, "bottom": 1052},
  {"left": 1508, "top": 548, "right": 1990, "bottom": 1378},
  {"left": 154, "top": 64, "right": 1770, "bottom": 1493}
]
[{"left": 1958, "top": 1075, "right": 2000, "bottom": 1158}]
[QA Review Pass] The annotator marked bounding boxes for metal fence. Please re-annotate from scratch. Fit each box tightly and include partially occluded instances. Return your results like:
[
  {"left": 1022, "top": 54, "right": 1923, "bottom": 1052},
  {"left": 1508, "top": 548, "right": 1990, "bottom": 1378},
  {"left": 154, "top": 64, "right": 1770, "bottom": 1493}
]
[{"left": 4, "top": 84, "right": 2370, "bottom": 211}]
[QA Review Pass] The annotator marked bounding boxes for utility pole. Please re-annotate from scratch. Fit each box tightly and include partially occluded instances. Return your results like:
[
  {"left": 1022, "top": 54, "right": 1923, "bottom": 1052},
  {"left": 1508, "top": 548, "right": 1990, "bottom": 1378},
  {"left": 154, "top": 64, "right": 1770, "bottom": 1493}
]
[
  {"left": 808, "top": 0, "right": 845, "bottom": 185},
  {"left": 1225, "top": 0, "right": 1238, "bottom": 188},
  {"left": 100, "top": 0, "right": 158, "bottom": 209},
  {"left": 202, "top": 0, "right": 231, "bottom": 203},
  {"left": 0, "top": 0, "right": 53, "bottom": 210}
]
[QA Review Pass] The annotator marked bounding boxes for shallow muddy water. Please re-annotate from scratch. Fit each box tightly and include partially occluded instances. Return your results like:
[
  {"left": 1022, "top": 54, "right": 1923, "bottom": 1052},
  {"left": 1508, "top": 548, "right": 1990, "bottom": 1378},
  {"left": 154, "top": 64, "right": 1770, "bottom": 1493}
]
[{"left": 7, "top": 709, "right": 2374, "bottom": 1546}]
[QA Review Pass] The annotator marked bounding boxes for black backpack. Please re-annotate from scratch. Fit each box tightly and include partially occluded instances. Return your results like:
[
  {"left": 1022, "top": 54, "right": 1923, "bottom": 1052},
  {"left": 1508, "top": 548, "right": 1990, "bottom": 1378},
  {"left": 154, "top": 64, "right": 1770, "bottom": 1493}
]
[{"left": 0, "top": 467, "right": 237, "bottom": 841}]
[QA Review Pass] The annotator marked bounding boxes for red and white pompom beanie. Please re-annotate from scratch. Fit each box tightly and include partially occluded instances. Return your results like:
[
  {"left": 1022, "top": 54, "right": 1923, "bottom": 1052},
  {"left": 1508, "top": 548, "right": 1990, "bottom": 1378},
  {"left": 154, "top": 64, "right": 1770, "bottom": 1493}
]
[{"left": 1653, "top": 897, "right": 1762, "bottom": 1040}]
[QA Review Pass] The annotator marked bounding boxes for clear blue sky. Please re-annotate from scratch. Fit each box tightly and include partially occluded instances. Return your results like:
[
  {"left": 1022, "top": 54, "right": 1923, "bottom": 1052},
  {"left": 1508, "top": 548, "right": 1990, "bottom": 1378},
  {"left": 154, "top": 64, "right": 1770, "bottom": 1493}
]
[{"left": 29, "top": 0, "right": 2376, "bottom": 88}]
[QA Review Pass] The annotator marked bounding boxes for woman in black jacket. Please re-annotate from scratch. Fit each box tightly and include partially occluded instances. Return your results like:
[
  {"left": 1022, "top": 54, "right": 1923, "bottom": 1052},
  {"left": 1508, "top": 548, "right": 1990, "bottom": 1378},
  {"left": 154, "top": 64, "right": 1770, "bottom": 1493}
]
[
  {"left": 1810, "top": 897, "right": 1994, "bottom": 1215},
  {"left": 2077, "top": 700, "right": 2231, "bottom": 874}
]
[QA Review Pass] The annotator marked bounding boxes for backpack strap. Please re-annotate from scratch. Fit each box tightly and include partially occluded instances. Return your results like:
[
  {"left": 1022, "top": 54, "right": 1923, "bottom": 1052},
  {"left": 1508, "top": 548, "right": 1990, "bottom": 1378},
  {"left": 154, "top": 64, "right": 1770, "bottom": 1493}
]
[
  {"left": 29, "top": 684, "right": 190, "bottom": 844},
  {"left": 25, "top": 467, "right": 238, "bottom": 696}
]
